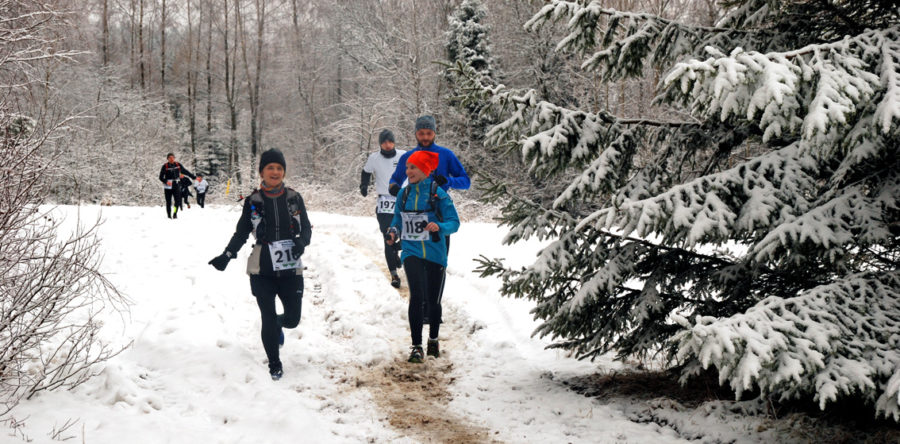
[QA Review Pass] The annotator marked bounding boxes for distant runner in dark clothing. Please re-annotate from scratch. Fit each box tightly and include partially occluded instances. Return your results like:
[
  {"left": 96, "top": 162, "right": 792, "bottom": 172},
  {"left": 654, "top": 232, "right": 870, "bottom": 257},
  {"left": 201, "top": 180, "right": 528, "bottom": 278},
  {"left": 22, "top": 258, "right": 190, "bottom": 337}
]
[{"left": 158, "top": 153, "right": 196, "bottom": 219}]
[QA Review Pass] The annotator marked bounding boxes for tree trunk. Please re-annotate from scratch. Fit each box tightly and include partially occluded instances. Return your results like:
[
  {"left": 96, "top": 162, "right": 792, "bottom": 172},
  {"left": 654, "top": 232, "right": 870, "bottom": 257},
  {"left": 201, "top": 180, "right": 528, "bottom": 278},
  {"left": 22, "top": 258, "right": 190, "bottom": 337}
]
[
  {"left": 336, "top": 25, "right": 342, "bottom": 106},
  {"left": 410, "top": 2, "right": 422, "bottom": 115},
  {"left": 101, "top": 0, "right": 109, "bottom": 66},
  {"left": 186, "top": 0, "right": 196, "bottom": 156},
  {"left": 291, "top": 0, "right": 319, "bottom": 172},
  {"left": 236, "top": 0, "right": 265, "bottom": 162},
  {"left": 160, "top": 0, "right": 167, "bottom": 96},
  {"left": 206, "top": 0, "right": 213, "bottom": 134},
  {"left": 129, "top": 0, "right": 135, "bottom": 88},
  {"left": 139, "top": 0, "right": 145, "bottom": 90},
  {"left": 224, "top": 0, "right": 240, "bottom": 181}
]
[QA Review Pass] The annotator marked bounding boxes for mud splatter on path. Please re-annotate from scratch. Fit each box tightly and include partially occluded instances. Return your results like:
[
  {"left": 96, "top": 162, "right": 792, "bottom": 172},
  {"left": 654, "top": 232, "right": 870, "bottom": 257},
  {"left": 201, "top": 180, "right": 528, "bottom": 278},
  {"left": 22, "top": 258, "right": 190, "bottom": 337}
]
[{"left": 341, "top": 234, "right": 501, "bottom": 443}]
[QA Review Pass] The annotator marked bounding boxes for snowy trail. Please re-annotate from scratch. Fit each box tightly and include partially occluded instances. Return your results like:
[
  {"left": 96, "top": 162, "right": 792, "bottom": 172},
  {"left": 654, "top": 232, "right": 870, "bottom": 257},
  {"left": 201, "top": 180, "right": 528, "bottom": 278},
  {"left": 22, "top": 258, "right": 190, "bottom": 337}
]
[
  {"left": 322, "top": 225, "right": 498, "bottom": 442},
  {"left": 9, "top": 205, "right": 694, "bottom": 443}
]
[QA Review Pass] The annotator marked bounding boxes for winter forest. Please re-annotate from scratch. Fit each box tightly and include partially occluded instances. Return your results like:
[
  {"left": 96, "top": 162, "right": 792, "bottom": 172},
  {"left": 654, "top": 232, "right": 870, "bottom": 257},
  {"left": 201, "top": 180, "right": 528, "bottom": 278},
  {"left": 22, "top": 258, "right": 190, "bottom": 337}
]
[{"left": 2, "top": 0, "right": 900, "bottom": 441}]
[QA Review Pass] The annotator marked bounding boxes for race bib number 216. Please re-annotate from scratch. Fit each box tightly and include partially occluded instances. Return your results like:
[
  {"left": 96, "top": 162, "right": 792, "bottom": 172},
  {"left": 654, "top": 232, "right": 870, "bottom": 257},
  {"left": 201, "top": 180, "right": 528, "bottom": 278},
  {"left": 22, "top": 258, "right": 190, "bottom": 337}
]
[{"left": 268, "top": 239, "right": 302, "bottom": 271}]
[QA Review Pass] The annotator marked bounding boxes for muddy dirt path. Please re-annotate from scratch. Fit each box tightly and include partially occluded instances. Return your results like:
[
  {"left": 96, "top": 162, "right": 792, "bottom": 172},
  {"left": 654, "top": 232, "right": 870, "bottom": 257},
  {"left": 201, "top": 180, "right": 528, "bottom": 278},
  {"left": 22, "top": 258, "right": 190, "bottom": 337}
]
[{"left": 342, "top": 235, "right": 501, "bottom": 443}]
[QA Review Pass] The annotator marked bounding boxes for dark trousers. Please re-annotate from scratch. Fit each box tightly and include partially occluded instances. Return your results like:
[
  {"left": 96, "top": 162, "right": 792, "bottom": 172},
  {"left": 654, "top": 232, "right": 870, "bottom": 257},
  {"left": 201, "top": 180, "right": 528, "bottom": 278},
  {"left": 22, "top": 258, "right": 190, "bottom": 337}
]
[
  {"left": 423, "top": 235, "right": 450, "bottom": 322},
  {"left": 196, "top": 192, "right": 206, "bottom": 208},
  {"left": 250, "top": 274, "right": 304, "bottom": 372},
  {"left": 182, "top": 190, "right": 191, "bottom": 207},
  {"left": 376, "top": 212, "right": 401, "bottom": 272},
  {"left": 164, "top": 187, "right": 182, "bottom": 217},
  {"left": 404, "top": 256, "right": 444, "bottom": 346}
]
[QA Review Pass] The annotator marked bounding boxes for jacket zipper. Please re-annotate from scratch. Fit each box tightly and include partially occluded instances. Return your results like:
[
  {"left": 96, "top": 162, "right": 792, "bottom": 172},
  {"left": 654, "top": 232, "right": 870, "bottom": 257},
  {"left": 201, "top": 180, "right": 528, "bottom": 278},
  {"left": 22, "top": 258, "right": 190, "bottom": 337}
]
[
  {"left": 275, "top": 196, "right": 283, "bottom": 275},
  {"left": 414, "top": 183, "right": 426, "bottom": 259}
]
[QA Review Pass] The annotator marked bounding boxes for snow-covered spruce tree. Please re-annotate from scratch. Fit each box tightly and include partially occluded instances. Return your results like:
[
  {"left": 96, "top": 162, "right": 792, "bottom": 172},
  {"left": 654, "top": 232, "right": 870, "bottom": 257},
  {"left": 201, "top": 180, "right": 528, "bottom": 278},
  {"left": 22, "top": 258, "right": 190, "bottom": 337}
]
[
  {"left": 445, "top": 0, "right": 498, "bottom": 142},
  {"left": 465, "top": 0, "right": 900, "bottom": 418}
]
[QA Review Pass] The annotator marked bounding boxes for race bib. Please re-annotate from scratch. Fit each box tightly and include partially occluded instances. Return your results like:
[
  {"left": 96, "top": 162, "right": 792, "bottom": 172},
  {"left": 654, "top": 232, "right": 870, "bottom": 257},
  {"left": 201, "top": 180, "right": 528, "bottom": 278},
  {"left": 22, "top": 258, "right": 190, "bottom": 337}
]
[
  {"left": 164, "top": 180, "right": 173, "bottom": 190},
  {"left": 376, "top": 195, "right": 396, "bottom": 214},
  {"left": 400, "top": 213, "right": 430, "bottom": 241},
  {"left": 268, "top": 239, "right": 302, "bottom": 271}
]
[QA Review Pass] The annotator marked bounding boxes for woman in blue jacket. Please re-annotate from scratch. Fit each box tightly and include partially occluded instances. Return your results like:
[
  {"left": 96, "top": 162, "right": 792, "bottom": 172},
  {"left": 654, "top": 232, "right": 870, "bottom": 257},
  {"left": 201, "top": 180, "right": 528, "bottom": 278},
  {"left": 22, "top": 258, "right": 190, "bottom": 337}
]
[{"left": 386, "top": 150, "right": 460, "bottom": 363}]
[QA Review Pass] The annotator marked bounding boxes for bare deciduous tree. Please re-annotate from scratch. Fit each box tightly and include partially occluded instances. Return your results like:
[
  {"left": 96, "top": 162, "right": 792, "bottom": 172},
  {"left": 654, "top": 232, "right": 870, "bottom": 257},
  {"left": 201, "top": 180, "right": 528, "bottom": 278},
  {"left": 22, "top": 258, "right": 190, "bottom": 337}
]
[{"left": 0, "top": 1, "right": 128, "bottom": 416}]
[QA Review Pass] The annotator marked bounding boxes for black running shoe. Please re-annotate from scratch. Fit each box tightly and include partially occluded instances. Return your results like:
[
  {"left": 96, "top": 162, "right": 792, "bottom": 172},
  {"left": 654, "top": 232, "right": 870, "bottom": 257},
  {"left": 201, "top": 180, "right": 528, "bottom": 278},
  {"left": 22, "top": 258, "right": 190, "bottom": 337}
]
[
  {"left": 390, "top": 273, "right": 401, "bottom": 288},
  {"left": 408, "top": 345, "right": 424, "bottom": 363},
  {"left": 270, "top": 368, "right": 283, "bottom": 381},
  {"left": 426, "top": 339, "right": 440, "bottom": 358}
]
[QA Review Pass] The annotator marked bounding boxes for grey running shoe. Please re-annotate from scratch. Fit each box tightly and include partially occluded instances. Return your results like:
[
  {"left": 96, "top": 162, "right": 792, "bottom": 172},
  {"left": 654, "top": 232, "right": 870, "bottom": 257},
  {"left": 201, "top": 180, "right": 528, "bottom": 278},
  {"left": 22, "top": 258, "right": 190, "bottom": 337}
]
[{"left": 408, "top": 345, "right": 424, "bottom": 363}]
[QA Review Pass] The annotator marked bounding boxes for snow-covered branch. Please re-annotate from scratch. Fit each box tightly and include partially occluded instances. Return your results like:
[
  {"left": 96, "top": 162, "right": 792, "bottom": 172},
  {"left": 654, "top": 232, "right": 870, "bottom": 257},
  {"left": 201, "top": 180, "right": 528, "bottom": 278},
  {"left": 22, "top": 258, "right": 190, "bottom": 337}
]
[{"left": 675, "top": 271, "right": 900, "bottom": 420}]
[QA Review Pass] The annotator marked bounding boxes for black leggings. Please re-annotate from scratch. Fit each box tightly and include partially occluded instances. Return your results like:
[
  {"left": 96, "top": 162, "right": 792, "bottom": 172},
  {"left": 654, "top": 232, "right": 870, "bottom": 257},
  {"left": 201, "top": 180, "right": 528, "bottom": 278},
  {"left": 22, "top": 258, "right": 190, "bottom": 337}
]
[
  {"left": 403, "top": 256, "right": 444, "bottom": 346},
  {"left": 164, "top": 187, "right": 182, "bottom": 217},
  {"left": 377, "top": 212, "right": 401, "bottom": 272},
  {"left": 196, "top": 192, "right": 206, "bottom": 208},
  {"left": 250, "top": 274, "right": 304, "bottom": 371}
]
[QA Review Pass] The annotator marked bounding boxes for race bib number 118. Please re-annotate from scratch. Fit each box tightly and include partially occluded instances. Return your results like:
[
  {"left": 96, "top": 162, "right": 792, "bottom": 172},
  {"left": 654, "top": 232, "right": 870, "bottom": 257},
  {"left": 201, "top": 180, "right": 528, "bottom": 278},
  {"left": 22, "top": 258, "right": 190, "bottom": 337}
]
[{"left": 400, "top": 213, "right": 430, "bottom": 241}]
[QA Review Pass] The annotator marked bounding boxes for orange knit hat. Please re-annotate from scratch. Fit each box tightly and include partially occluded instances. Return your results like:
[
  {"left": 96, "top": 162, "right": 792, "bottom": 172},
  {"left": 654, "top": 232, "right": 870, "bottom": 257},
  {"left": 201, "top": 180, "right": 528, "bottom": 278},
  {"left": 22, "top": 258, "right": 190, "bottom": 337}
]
[{"left": 407, "top": 151, "right": 439, "bottom": 176}]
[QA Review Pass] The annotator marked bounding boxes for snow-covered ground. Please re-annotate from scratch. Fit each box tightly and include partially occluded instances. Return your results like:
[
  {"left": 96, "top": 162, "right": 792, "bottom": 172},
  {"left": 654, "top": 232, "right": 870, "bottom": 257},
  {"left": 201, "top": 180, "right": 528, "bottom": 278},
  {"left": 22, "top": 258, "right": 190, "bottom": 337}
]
[{"left": 6, "top": 204, "right": 776, "bottom": 443}]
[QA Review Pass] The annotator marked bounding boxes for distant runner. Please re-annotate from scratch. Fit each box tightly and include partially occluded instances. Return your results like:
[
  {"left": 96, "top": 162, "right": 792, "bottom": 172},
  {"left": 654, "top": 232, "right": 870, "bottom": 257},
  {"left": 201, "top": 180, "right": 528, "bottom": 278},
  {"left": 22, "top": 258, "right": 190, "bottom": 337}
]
[
  {"left": 194, "top": 175, "right": 209, "bottom": 208},
  {"left": 158, "top": 152, "right": 196, "bottom": 219}
]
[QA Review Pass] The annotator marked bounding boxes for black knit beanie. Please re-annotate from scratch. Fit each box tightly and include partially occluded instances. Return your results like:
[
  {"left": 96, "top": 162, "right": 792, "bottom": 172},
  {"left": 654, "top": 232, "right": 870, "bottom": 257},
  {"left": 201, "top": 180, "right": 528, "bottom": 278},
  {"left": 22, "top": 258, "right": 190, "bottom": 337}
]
[
  {"left": 378, "top": 129, "right": 395, "bottom": 145},
  {"left": 259, "top": 148, "right": 286, "bottom": 172}
]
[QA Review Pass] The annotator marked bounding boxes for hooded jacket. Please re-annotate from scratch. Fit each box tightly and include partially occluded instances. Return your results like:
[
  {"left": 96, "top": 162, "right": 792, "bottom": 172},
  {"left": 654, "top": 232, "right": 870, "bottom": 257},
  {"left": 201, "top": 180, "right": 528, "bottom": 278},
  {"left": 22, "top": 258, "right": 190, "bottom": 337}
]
[{"left": 389, "top": 177, "right": 460, "bottom": 267}]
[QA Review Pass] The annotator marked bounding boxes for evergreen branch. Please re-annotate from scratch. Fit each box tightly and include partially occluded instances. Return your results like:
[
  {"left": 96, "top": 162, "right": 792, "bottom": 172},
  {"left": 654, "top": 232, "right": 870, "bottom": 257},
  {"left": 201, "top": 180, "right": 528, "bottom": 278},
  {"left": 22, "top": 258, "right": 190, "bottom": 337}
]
[
  {"left": 525, "top": 1, "right": 779, "bottom": 81},
  {"left": 527, "top": 1, "right": 755, "bottom": 37},
  {"left": 663, "top": 26, "right": 898, "bottom": 145},
  {"left": 813, "top": 0, "right": 863, "bottom": 33},
  {"left": 675, "top": 271, "right": 900, "bottom": 419},
  {"left": 863, "top": 246, "right": 900, "bottom": 269},
  {"left": 480, "top": 173, "right": 741, "bottom": 270}
]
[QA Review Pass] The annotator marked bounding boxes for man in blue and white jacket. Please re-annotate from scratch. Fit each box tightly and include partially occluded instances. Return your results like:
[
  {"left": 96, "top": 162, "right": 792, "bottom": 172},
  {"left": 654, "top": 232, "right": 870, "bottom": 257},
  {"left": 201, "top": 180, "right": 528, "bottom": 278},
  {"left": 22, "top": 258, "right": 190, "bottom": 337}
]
[{"left": 388, "top": 115, "right": 470, "bottom": 196}]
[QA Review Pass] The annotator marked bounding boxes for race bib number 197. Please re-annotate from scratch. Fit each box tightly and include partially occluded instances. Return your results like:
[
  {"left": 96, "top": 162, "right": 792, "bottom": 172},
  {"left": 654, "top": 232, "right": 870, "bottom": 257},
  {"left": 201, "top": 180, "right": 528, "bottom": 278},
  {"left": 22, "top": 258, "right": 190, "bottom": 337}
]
[
  {"left": 376, "top": 195, "right": 396, "bottom": 214},
  {"left": 268, "top": 239, "right": 302, "bottom": 271}
]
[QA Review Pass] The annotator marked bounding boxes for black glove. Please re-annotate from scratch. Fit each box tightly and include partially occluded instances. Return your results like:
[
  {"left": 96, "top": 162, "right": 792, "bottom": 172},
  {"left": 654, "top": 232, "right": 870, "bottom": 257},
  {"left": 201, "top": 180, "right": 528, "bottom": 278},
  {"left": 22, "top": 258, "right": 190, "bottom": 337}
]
[
  {"left": 434, "top": 175, "right": 448, "bottom": 186},
  {"left": 389, "top": 183, "right": 400, "bottom": 197},
  {"left": 359, "top": 184, "right": 368, "bottom": 197},
  {"left": 291, "top": 241, "right": 305, "bottom": 259},
  {"left": 385, "top": 227, "right": 399, "bottom": 244},
  {"left": 209, "top": 251, "right": 232, "bottom": 271}
]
